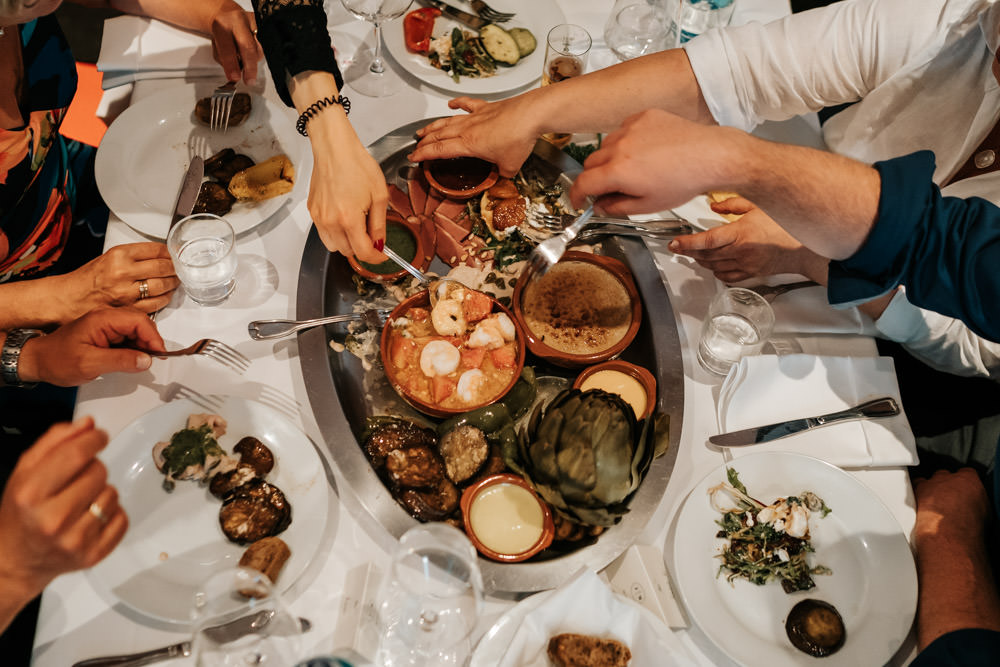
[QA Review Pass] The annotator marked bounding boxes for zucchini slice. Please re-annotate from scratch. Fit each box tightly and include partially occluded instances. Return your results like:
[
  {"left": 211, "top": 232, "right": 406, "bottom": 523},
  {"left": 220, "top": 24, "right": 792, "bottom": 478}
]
[
  {"left": 479, "top": 24, "right": 520, "bottom": 66},
  {"left": 508, "top": 28, "right": 537, "bottom": 57}
]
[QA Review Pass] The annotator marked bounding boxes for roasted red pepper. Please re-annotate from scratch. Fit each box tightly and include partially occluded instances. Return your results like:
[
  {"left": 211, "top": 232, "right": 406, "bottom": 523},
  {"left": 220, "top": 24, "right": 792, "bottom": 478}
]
[{"left": 403, "top": 7, "right": 441, "bottom": 54}]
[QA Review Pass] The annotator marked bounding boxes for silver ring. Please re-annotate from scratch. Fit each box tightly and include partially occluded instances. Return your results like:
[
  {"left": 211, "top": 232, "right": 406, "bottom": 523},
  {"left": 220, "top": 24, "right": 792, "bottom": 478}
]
[
  {"left": 138, "top": 280, "right": 150, "bottom": 300},
  {"left": 88, "top": 502, "right": 109, "bottom": 525}
]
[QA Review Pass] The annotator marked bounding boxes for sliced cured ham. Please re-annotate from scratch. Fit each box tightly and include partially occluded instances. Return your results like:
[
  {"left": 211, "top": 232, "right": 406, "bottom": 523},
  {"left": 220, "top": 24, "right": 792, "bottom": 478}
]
[
  {"left": 387, "top": 184, "right": 414, "bottom": 218},
  {"left": 434, "top": 199, "right": 471, "bottom": 232},
  {"left": 414, "top": 214, "right": 437, "bottom": 265},
  {"left": 407, "top": 173, "right": 429, "bottom": 217},
  {"left": 434, "top": 210, "right": 472, "bottom": 243},
  {"left": 424, "top": 190, "right": 444, "bottom": 217}
]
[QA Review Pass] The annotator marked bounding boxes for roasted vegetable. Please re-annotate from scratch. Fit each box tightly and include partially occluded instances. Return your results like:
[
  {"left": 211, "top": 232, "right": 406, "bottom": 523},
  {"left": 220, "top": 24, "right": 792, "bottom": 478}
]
[
  {"left": 506, "top": 388, "right": 655, "bottom": 526},
  {"left": 479, "top": 24, "right": 520, "bottom": 65},
  {"left": 508, "top": 27, "right": 537, "bottom": 57}
]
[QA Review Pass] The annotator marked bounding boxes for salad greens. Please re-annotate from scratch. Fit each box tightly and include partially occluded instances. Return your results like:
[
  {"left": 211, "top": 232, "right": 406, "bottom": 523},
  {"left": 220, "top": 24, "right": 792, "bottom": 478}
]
[{"left": 712, "top": 469, "right": 832, "bottom": 594}]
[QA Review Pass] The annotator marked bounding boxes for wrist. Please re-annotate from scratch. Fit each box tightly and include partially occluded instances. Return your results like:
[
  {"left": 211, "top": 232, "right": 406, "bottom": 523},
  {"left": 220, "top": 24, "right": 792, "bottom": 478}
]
[{"left": 1, "top": 329, "right": 44, "bottom": 387}]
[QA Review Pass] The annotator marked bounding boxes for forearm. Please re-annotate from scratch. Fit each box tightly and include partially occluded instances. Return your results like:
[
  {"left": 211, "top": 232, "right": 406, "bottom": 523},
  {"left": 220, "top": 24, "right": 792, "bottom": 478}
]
[
  {"left": 0, "top": 279, "right": 74, "bottom": 330},
  {"left": 287, "top": 71, "right": 353, "bottom": 151},
  {"left": 0, "top": 568, "right": 44, "bottom": 635},
  {"left": 105, "top": 0, "right": 234, "bottom": 34},
  {"left": 725, "top": 133, "right": 881, "bottom": 259},
  {"left": 524, "top": 49, "right": 712, "bottom": 138}
]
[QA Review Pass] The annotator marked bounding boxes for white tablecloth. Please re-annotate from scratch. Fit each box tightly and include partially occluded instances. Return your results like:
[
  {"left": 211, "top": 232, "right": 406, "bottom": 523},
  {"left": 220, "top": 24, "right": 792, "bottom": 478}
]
[{"left": 31, "top": 1, "right": 918, "bottom": 665}]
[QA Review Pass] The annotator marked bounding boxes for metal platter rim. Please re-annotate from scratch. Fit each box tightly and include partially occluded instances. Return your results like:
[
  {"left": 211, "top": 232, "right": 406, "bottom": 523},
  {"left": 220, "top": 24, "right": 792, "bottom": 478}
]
[{"left": 296, "top": 118, "right": 683, "bottom": 593}]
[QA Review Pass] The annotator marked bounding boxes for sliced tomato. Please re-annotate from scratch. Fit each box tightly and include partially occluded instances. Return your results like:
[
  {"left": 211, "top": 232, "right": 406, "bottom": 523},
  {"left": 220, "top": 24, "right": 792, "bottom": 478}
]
[
  {"left": 391, "top": 337, "right": 418, "bottom": 369},
  {"left": 463, "top": 290, "right": 493, "bottom": 323},
  {"left": 461, "top": 347, "right": 486, "bottom": 369},
  {"left": 432, "top": 375, "right": 457, "bottom": 403},
  {"left": 403, "top": 7, "right": 441, "bottom": 54},
  {"left": 490, "top": 344, "right": 517, "bottom": 369}
]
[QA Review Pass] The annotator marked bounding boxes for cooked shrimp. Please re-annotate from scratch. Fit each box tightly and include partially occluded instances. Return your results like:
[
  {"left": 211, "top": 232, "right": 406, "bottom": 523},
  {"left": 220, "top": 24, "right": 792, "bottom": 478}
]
[
  {"left": 467, "top": 313, "right": 516, "bottom": 349},
  {"left": 420, "top": 340, "right": 461, "bottom": 376},
  {"left": 456, "top": 369, "right": 486, "bottom": 403},
  {"left": 493, "top": 313, "right": 516, "bottom": 341},
  {"left": 431, "top": 298, "right": 468, "bottom": 336}
]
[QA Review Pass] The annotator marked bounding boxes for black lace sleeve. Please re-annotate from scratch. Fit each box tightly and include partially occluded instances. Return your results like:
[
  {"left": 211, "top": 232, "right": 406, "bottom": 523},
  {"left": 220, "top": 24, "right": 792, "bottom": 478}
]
[{"left": 252, "top": 0, "right": 345, "bottom": 107}]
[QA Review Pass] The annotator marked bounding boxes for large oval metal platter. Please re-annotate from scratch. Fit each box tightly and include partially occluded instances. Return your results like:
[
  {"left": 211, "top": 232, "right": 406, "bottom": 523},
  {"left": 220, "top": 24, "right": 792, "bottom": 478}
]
[{"left": 297, "top": 118, "right": 684, "bottom": 592}]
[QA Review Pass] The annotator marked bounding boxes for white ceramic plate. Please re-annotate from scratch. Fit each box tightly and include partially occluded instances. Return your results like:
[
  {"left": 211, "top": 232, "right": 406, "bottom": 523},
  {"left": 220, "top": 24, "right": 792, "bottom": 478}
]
[
  {"left": 383, "top": 0, "right": 566, "bottom": 95},
  {"left": 470, "top": 588, "right": 683, "bottom": 666},
  {"left": 672, "top": 452, "right": 917, "bottom": 667},
  {"left": 87, "top": 397, "right": 332, "bottom": 626},
  {"left": 95, "top": 86, "right": 306, "bottom": 238}
]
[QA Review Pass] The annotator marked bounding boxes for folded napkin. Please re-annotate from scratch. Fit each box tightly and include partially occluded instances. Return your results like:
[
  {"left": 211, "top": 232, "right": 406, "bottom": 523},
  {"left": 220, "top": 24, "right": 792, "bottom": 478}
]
[
  {"left": 496, "top": 570, "right": 693, "bottom": 667},
  {"left": 98, "top": 16, "right": 220, "bottom": 88},
  {"left": 766, "top": 282, "right": 879, "bottom": 337},
  {"left": 717, "top": 354, "right": 917, "bottom": 467}
]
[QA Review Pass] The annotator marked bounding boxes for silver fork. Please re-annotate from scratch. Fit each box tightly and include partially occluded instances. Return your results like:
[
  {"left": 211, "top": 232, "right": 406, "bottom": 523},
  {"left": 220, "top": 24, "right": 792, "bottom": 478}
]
[
  {"left": 730, "top": 280, "right": 820, "bottom": 302},
  {"left": 524, "top": 204, "right": 595, "bottom": 278},
  {"left": 469, "top": 0, "right": 515, "bottom": 22},
  {"left": 528, "top": 208, "right": 688, "bottom": 231},
  {"left": 146, "top": 339, "right": 250, "bottom": 373},
  {"left": 573, "top": 223, "right": 694, "bottom": 243},
  {"left": 248, "top": 308, "right": 390, "bottom": 341},
  {"left": 210, "top": 81, "right": 237, "bottom": 132}
]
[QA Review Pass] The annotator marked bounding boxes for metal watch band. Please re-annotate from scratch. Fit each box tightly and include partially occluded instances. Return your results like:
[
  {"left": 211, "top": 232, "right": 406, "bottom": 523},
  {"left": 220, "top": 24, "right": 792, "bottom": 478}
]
[{"left": 1, "top": 328, "right": 43, "bottom": 388}]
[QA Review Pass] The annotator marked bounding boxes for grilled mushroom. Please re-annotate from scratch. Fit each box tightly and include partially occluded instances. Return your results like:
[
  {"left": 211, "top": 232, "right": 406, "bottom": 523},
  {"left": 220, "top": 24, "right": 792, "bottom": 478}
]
[
  {"left": 219, "top": 479, "right": 292, "bottom": 544},
  {"left": 785, "top": 599, "right": 846, "bottom": 657}
]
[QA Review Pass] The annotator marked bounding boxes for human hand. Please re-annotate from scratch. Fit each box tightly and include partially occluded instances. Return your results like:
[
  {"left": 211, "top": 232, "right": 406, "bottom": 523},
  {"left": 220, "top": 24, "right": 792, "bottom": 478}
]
[
  {"left": 913, "top": 468, "right": 991, "bottom": 543},
  {"left": 0, "top": 418, "right": 127, "bottom": 600},
  {"left": 668, "top": 197, "right": 816, "bottom": 282},
  {"left": 17, "top": 307, "right": 166, "bottom": 387},
  {"left": 53, "top": 242, "right": 179, "bottom": 321},
  {"left": 210, "top": 6, "right": 262, "bottom": 85},
  {"left": 307, "top": 116, "right": 389, "bottom": 264},
  {"left": 410, "top": 96, "right": 540, "bottom": 177},
  {"left": 570, "top": 109, "right": 737, "bottom": 213}
]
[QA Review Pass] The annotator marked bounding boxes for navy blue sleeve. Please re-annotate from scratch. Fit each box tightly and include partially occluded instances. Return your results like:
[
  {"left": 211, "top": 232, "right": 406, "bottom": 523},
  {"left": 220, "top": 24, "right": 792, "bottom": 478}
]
[
  {"left": 911, "top": 628, "right": 1000, "bottom": 666},
  {"left": 828, "top": 150, "right": 1000, "bottom": 343}
]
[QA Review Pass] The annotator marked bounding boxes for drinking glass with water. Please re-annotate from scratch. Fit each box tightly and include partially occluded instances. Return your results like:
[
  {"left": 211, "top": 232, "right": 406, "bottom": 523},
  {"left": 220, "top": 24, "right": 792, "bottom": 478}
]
[
  {"left": 167, "top": 213, "right": 238, "bottom": 306},
  {"left": 697, "top": 287, "right": 774, "bottom": 376}
]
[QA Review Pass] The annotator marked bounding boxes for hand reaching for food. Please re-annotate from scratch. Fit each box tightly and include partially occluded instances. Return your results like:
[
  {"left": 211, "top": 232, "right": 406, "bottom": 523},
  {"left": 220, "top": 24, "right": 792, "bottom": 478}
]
[
  {"left": 668, "top": 199, "right": 819, "bottom": 283},
  {"left": 209, "top": 8, "right": 263, "bottom": 85},
  {"left": 411, "top": 96, "right": 541, "bottom": 178},
  {"left": 0, "top": 418, "right": 127, "bottom": 633}
]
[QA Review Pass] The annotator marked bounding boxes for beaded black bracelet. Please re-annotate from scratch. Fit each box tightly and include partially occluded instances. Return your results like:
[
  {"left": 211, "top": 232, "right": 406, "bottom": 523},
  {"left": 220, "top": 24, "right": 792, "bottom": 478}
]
[{"left": 295, "top": 94, "right": 352, "bottom": 137}]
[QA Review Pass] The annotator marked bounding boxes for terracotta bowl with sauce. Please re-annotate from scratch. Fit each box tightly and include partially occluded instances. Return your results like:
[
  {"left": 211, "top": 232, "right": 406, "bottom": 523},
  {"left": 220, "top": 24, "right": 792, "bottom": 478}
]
[
  {"left": 348, "top": 212, "right": 428, "bottom": 283},
  {"left": 511, "top": 252, "right": 643, "bottom": 368},
  {"left": 573, "top": 360, "right": 657, "bottom": 420},
  {"left": 422, "top": 157, "right": 499, "bottom": 200},
  {"left": 461, "top": 474, "right": 555, "bottom": 563},
  {"left": 380, "top": 288, "right": 526, "bottom": 418}
]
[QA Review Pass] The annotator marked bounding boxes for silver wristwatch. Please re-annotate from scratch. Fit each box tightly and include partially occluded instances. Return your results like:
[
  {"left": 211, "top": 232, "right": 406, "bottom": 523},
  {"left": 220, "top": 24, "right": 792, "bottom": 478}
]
[{"left": 1, "top": 328, "right": 43, "bottom": 388}]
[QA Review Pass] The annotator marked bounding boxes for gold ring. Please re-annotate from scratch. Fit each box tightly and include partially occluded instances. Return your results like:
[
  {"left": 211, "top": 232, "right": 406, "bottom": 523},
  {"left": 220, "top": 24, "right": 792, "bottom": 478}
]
[
  {"left": 88, "top": 502, "right": 109, "bottom": 525},
  {"left": 138, "top": 280, "right": 150, "bottom": 300}
]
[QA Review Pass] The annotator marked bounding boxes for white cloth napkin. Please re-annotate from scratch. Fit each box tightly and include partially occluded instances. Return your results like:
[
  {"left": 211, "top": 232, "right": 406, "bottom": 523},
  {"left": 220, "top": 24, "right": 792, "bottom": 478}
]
[
  {"left": 717, "top": 354, "right": 918, "bottom": 467},
  {"left": 496, "top": 570, "right": 693, "bottom": 667},
  {"left": 98, "top": 16, "right": 221, "bottom": 88},
  {"left": 766, "top": 282, "right": 879, "bottom": 337}
]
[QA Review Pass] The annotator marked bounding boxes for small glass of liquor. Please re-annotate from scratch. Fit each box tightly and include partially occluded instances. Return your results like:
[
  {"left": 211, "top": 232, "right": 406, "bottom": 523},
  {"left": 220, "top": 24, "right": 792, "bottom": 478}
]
[{"left": 541, "top": 24, "right": 592, "bottom": 148}]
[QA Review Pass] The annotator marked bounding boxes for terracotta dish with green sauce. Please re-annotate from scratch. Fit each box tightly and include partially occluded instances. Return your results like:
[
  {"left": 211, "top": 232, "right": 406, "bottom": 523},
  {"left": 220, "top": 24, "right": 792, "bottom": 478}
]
[{"left": 349, "top": 213, "right": 427, "bottom": 282}]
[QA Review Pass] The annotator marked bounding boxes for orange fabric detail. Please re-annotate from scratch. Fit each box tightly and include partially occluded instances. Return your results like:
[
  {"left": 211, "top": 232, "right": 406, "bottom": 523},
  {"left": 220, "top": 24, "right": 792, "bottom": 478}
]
[{"left": 59, "top": 63, "right": 107, "bottom": 148}]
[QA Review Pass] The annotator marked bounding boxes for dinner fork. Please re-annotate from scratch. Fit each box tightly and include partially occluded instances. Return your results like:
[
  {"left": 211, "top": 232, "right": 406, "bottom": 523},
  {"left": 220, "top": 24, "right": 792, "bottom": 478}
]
[
  {"left": 528, "top": 208, "right": 688, "bottom": 231},
  {"left": 146, "top": 339, "right": 250, "bottom": 373},
  {"left": 248, "top": 308, "right": 390, "bottom": 341},
  {"left": 469, "top": 0, "right": 515, "bottom": 22},
  {"left": 210, "top": 81, "right": 237, "bottom": 132},
  {"left": 572, "top": 223, "right": 694, "bottom": 244},
  {"left": 524, "top": 204, "right": 595, "bottom": 278},
  {"left": 730, "top": 280, "right": 820, "bottom": 303}
]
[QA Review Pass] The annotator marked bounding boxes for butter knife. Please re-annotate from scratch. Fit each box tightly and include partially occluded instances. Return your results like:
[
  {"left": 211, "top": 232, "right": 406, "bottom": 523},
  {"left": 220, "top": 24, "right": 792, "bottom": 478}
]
[
  {"left": 419, "top": 0, "right": 488, "bottom": 30},
  {"left": 170, "top": 156, "right": 204, "bottom": 231},
  {"left": 709, "top": 397, "right": 900, "bottom": 448}
]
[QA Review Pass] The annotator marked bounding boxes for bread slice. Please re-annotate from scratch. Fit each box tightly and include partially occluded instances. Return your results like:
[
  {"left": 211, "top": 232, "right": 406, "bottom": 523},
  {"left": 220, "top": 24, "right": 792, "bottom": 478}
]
[{"left": 547, "top": 633, "right": 632, "bottom": 667}]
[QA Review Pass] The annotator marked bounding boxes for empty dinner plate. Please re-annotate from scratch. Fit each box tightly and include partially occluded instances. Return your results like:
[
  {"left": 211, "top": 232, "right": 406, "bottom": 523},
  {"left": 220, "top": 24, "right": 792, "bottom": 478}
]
[
  {"left": 87, "top": 397, "right": 335, "bottom": 626},
  {"left": 672, "top": 451, "right": 917, "bottom": 667}
]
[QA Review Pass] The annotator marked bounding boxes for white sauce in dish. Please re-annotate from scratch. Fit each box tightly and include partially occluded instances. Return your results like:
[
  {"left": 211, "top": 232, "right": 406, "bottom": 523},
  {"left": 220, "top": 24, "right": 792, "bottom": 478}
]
[
  {"left": 580, "top": 369, "right": 648, "bottom": 418},
  {"left": 469, "top": 483, "right": 544, "bottom": 555}
]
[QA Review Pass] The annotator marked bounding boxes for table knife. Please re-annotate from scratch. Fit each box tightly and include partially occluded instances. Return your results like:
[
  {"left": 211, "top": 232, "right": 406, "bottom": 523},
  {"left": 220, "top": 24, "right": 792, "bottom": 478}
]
[
  {"left": 419, "top": 0, "right": 488, "bottom": 29},
  {"left": 709, "top": 397, "right": 900, "bottom": 448},
  {"left": 170, "top": 155, "right": 204, "bottom": 231}
]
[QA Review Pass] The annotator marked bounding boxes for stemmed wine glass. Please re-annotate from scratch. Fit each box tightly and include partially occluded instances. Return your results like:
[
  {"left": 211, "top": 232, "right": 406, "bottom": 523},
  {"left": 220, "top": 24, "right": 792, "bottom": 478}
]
[
  {"left": 341, "top": 0, "right": 415, "bottom": 97},
  {"left": 376, "top": 523, "right": 484, "bottom": 666},
  {"left": 190, "top": 567, "right": 303, "bottom": 666}
]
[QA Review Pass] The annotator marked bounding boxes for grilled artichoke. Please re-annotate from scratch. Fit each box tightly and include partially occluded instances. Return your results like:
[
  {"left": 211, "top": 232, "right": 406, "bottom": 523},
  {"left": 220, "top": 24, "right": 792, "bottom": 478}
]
[{"left": 505, "top": 388, "right": 655, "bottom": 527}]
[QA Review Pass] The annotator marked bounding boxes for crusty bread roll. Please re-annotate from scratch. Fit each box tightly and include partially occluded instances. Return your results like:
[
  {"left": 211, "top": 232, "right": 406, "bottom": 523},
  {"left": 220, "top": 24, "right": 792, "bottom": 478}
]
[
  {"left": 239, "top": 536, "right": 291, "bottom": 594},
  {"left": 228, "top": 155, "right": 295, "bottom": 201},
  {"left": 705, "top": 190, "right": 745, "bottom": 222},
  {"left": 547, "top": 633, "right": 632, "bottom": 667}
]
